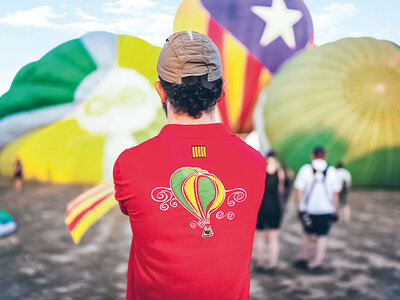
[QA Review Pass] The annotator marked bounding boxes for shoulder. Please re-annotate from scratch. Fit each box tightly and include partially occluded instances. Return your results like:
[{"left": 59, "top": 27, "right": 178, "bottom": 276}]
[
  {"left": 326, "top": 166, "right": 339, "bottom": 177},
  {"left": 294, "top": 164, "right": 312, "bottom": 189},
  {"left": 114, "top": 135, "right": 161, "bottom": 174},
  {"left": 297, "top": 164, "right": 312, "bottom": 175},
  {"left": 231, "top": 135, "right": 266, "bottom": 165}
]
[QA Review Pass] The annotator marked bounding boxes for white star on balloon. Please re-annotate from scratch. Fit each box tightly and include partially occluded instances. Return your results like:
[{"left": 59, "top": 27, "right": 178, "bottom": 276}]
[{"left": 251, "top": 0, "right": 303, "bottom": 49}]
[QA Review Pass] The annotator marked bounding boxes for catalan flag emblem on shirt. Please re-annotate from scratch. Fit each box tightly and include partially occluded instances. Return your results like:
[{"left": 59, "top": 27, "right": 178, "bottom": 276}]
[{"left": 192, "top": 145, "right": 207, "bottom": 158}]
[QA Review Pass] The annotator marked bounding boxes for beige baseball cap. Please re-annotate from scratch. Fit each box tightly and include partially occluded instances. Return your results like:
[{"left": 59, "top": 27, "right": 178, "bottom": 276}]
[{"left": 157, "top": 31, "right": 222, "bottom": 84}]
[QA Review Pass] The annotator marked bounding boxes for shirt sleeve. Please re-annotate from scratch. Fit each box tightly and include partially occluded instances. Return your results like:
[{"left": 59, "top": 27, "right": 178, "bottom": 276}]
[
  {"left": 329, "top": 167, "right": 342, "bottom": 193},
  {"left": 113, "top": 156, "right": 129, "bottom": 216},
  {"left": 294, "top": 165, "right": 308, "bottom": 191},
  {"left": 345, "top": 170, "right": 352, "bottom": 187}
]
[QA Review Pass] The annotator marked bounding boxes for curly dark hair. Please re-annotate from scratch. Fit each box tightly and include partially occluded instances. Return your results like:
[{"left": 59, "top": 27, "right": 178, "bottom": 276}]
[{"left": 159, "top": 75, "right": 223, "bottom": 119}]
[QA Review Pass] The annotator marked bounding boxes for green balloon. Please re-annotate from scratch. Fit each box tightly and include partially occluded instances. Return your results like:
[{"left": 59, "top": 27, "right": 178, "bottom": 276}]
[{"left": 260, "top": 37, "right": 400, "bottom": 188}]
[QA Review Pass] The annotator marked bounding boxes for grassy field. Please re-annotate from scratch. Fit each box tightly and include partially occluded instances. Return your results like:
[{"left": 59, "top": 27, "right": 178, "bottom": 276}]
[{"left": 1, "top": 178, "right": 399, "bottom": 300}]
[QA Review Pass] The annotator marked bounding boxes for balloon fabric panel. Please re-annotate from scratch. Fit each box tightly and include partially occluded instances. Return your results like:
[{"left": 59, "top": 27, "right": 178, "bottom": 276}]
[
  {"left": 117, "top": 35, "right": 161, "bottom": 84},
  {"left": 0, "top": 39, "right": 97, "bottom": 119},
  {"left": 174, "top": 0, "right": 312, "bottom": 132},
  {"left": 261, "top": 37, "right": 400, "bottom": 188},
  {"left": 0, "top": 130, "right": 37, "bottom": 176},
  {"left": 0, "top": 32, "right": 166, "bottom": 184},
  {"left": 200, "top": 0, "right": 313, "bottom": 73},
  {"left": 1, "top": 119, "right": 106, "bottom": 183}
]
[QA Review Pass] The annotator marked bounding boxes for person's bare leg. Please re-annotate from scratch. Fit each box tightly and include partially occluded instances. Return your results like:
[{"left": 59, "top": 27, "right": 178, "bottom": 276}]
[
  {"left": 343, "top": 204, "right": 351, "bottom": 224},
  {"left": 298, "top": 233, "right": 311, "bottom": 261},
  {"left": 255, "top": 230, "right": 266, "bottom": 266},
  {"left": 15, "top": 179, "right": 22, "bottom": 192},
  {"left": 267, "top": 229, "right": 279, "bottom": 268},
  {"left": 310, "top": 235, "right": 327, "bottom": 267}
]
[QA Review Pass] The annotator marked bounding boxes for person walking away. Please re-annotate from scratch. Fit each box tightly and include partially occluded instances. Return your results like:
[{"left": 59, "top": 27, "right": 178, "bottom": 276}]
[
  {"left": 13, "top": 158, "right": 24, "bottom": 192},
  {"left": 293, "top": 146, "right": 341, "bottom": 274},
  {"left": 113, "top": 31, "right": 266, "bottom": 300},
  {"left": 335, "top": 162, "right": 352, "bottom": 224},
  {"left": 254, "top": 150, "right": 285, "bottom": 275}
]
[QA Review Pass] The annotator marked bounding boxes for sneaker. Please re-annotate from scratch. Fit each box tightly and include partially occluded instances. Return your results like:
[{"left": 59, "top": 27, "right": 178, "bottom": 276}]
[
  {"left": 308, "top": 265, "right": 326, "bottom": 275},
  {"left": 293, "top": 259, "right": 308, "bottom": 270},
  {"left": 254, "top": 265, "right": 266, "bottom": 273},
  {"left": 264, "top": 267, "right": 277, "bottom": 276}
]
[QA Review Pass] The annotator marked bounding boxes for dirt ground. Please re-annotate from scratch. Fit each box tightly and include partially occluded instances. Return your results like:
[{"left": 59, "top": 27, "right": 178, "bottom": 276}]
[{"left": 0, "top": 177, "right": 399, "bottom": 300}]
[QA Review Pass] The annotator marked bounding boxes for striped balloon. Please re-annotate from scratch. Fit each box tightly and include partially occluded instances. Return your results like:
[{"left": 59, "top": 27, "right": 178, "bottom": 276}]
[
  {"left": 65, "top": 180, "right": 116, "bottom": 244},
  {"left": 171, "top": 167, "right": 225, "bottom": 224},
  {"left": 174, "top": 0, "right": 313, "bottom": 133}
]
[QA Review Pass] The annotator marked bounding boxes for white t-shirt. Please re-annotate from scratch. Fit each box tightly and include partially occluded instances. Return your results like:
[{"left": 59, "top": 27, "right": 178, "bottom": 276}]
[
  {"left": 336, "top": 168, "right": 352, "bottom": 192},
  {"left": 294, "top": 159, "right": 341, "bottom": 214}
]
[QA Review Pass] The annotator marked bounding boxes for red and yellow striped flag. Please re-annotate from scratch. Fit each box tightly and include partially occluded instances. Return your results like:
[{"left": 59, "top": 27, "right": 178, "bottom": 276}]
[
  {"left": 192, "top": 145, "right": 207, "bottom": 158},
  {"left": 65, "top": 180, "right": 117, "bottom": 244}
]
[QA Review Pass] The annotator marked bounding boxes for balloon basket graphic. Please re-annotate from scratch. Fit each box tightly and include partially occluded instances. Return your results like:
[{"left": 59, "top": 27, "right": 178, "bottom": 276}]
[{"left": 202, "top": 225, "right": 214, "bottom": 238}]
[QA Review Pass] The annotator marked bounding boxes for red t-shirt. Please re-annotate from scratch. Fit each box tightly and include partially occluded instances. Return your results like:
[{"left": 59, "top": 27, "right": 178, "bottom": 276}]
[{"left": 113, "top": 123, "right": 266, "bottom": 300}]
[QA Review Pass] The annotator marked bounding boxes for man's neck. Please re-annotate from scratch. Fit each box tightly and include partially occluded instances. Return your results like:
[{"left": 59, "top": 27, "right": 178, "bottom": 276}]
[{"left": 167, "top": 108, "right": 217, "bottom": 125}]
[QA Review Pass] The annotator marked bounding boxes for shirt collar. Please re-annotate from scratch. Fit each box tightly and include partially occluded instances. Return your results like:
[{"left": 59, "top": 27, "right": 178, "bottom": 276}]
[{"left": 158, "top": 123, "right": 233, "bottom": 138}]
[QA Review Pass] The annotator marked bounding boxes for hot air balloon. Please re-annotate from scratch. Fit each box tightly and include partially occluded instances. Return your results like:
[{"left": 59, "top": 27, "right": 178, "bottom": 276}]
[
  {"left": 65, "top": 180, "right": 115, "bottom": 244},
  {"left": 0, "top": 209, "right": 17, "bottom": 237},
  {"left": 0, "top": 32, "right": 166, "bottom": 184},
  {"left": 259, "top": 37, "right": 400, "bottom": 188},
  {"left": 171, "top": 167, "right": 226, "bottom": 237},
  {"left": 174, "top": 0, "right": 313, "bottom": 133}
]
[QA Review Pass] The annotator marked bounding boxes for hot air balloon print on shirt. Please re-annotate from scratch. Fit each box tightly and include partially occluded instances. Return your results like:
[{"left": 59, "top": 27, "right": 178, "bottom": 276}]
[{"left": 151, "top": 167, "right": 247, "bottom": 237}]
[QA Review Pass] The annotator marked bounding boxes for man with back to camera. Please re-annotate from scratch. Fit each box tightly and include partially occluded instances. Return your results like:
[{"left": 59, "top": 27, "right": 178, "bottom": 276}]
[
  {"left": 113, "top": 31, "right": 266, "bottom": 300},
  {"left": 293, "top": 146, "right": 341, "bottom": 274}
]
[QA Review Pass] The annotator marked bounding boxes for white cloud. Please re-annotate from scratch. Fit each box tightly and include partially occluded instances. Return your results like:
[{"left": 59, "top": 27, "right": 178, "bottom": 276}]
[
  {"left": 0, "top": 67, "right": 17, "bottom": 97},
  {"left": 75, "top": 8, "right": 99, "bottom": 21},
  {"left": 312, "top": 2, "right": 357, "bottom": 45},
  {"left": 65, "top": 10, "right": 174, "bottom": 46},
  {"left": 162, "top": 5, "right": 179, "bottom": 12},
  {"left": 63, "top": 1, "right": 174, "bottom": 45},
  {"left": 322, "top": 2, "right": 356, "bottom": 17},
  {"left": 0, "top": 6, "right": 62, "bottom": 28},
  {"left": 102, "top": 0, "right": 158, "bottom": 14}
]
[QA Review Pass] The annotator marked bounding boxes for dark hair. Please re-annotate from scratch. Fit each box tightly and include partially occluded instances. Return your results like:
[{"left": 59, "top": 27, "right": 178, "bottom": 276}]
[
  {"left": 159, "top": 75, "right": 223, "bottom": 119},
  {"left": 266, "top": 150, "right": 277, "bottom": 158},
  {"left": 312, "top": 146, "right": 326, "bottom": 158},
  {"left": 336, "top": 162, "right": 344, "bottom": 168}
]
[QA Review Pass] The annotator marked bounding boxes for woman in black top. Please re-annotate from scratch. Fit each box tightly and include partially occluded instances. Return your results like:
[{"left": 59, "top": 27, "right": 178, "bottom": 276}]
[
  {"left": 13, "top": 158, "right": 24, "bottom": 191},
  {"left": 254, "top": 150, "right": 285, "bottom": 274}
]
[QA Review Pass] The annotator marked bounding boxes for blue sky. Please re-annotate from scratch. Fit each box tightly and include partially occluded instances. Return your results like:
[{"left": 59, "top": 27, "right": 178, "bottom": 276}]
[{"left": 0, "top": 0, "right": 398, "bottom": 95}]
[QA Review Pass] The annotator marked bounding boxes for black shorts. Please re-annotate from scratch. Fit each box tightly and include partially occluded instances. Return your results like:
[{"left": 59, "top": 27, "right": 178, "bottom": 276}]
[
  {"left": 14, "top": 171, "right": 22, "bottom": 179},
  {"left": 339, "top": 194, "right": 348, "bottom": 206},
  {"left": 301, "top": 214, "right": 335, "bottom": 236},
  {"left": 256, "top": 213, "right": 281, "bottom": 230}
]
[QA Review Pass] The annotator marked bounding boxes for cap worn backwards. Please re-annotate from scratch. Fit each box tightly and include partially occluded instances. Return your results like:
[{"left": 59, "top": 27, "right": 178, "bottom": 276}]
[{"left": 157, "top": 31, "right": 222, "bottom": 84}]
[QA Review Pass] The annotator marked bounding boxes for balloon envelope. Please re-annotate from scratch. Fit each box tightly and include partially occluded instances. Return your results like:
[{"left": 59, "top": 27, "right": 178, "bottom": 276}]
[
  {"left": 0, "top": 209, "right": 17, "bottom": 237},
  {"left": 0, "top": 32, "right": 166, "bottom": 184},
  {"left": 174, "top": 0, "right": 313, "bottom": 132},
  {"left": 260, "top": 37, "right": 400, "bottom": 188}
]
